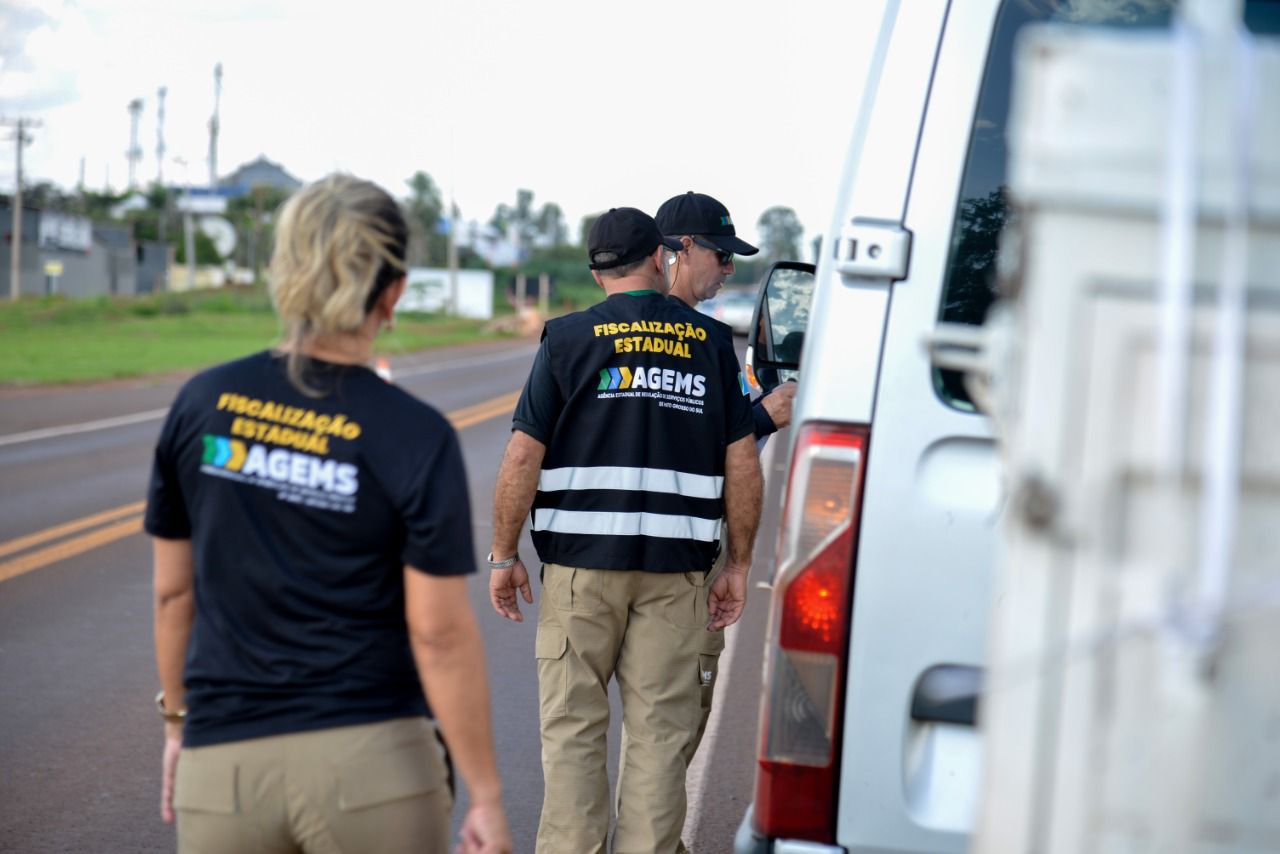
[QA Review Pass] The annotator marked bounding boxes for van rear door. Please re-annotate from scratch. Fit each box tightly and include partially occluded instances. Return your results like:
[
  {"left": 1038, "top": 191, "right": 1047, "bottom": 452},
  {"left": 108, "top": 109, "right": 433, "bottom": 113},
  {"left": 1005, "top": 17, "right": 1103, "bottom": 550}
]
[{"left": 828, "top": 2, "right": 1002, "bottom": 851}]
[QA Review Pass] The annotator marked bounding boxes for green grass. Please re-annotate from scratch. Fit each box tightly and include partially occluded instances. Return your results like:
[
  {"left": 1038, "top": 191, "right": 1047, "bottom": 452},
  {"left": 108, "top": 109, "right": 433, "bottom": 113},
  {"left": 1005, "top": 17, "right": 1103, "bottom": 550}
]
[
  {"left": 0, "top": 288, "right": 504, "bottom": 385},
  {"left": 490, "top": 277, "right": 605, "bottom": 317}
]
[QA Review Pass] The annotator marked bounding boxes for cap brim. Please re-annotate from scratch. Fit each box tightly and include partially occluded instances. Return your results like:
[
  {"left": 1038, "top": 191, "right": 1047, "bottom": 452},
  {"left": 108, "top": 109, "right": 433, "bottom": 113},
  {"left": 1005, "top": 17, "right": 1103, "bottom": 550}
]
[
  {"left": 703, "top": 234, "right": 759, "bottom": 256},
  {"left": 660, "top": 236, "right": 683, "bottom": 252}
]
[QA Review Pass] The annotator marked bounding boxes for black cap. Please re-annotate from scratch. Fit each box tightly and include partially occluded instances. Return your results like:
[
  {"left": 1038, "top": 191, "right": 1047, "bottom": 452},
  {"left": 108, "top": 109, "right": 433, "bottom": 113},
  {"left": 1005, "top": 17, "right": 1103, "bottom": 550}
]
[
  {"left": 655, "top": 191, "right": 759, "bottom": 256},
  {"left": 587, "top": 207, "right": 683, "bottom": 271}
]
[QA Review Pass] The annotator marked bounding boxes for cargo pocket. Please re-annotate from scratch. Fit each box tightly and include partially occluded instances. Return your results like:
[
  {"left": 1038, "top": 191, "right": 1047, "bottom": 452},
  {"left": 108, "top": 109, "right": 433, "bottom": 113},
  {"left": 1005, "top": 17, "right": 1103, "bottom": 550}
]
[
  {"left": 668, "top": 570, "right": 712, "bottom": 630},
  {"left": 337, "top": 746, "right": 445, "bottom": 812},
  {"left": 173, "top": 750, "right": 238, "bottom": 815},
  {"left": 698, "top": 630, "right": 725, "bottom": 712},
  {"left": 545, "top": 564, "right": 602, "bottom": 614},
  {"left": 536, "top": 625, "right": 569, "bottom": 719}
]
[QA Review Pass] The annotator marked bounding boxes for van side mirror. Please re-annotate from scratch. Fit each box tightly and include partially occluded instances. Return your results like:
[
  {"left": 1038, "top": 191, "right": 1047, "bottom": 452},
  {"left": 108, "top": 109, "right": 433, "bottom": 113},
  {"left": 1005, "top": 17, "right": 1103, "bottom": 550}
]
[{"left": 746, "top": 261, "right": 816, "bottom": 394}]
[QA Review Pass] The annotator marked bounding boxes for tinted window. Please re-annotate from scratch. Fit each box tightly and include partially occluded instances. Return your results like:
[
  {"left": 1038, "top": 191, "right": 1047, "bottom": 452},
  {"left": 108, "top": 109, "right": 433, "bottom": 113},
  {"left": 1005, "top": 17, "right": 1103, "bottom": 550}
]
[{"left": 934, "top": 0, "right": 1279, "bottom": 411}]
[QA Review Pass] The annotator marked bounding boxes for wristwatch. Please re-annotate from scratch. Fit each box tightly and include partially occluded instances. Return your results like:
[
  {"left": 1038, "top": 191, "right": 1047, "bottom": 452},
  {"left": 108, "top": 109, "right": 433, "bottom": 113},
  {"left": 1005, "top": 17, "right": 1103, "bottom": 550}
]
[{"left": 487, "top": 552, "right": 519, "bottom": 570}]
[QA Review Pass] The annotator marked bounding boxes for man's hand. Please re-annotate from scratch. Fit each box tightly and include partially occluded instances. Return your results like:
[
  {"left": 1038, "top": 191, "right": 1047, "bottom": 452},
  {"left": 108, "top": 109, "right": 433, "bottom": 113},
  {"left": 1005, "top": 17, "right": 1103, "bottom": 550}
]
[
  {"left": 489, "top": 559, "right": 533, "bottom": 622},
  {"left": 160, "top": 722, "right": 182, "bottom": 823},
  {"left": 707, "top": 566, "right": 749, "bottom": 631},
  {"left": 456, "top": 800, "right": 513, "bottom": 853},
  {"left": 762, "top": 380, "right": 797, "bottom": 430}
]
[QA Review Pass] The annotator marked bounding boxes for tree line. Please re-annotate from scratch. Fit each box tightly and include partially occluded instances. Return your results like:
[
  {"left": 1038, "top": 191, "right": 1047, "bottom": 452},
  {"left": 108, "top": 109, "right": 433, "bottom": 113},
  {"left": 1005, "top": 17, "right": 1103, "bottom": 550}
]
[{"left": 3, "top": 175, "right": 809, "bottom": 295}]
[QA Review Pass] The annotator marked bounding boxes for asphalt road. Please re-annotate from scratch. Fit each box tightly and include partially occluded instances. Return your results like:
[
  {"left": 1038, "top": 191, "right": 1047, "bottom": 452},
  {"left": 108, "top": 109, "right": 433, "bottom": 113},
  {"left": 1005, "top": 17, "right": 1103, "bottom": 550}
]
[{"left": 0, "top": 336, "right": 784, "bottom": 853}]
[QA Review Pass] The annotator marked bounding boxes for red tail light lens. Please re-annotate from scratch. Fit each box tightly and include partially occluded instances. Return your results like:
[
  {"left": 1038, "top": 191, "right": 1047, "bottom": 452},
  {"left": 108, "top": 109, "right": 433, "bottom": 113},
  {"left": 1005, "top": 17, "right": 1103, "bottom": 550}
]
[{"left": 754, "top": 422, "right": 869, "bottom": 843}]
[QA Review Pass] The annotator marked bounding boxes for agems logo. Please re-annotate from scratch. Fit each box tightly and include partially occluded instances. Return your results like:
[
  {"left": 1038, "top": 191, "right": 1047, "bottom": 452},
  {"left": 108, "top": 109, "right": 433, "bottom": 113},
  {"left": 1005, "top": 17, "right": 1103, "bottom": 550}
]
[
  {"left": 202, "top": 435, "right": 358, "bottom": 496},
  {"left": 598, "top": 366, "right": 706, "bottom": 397}
]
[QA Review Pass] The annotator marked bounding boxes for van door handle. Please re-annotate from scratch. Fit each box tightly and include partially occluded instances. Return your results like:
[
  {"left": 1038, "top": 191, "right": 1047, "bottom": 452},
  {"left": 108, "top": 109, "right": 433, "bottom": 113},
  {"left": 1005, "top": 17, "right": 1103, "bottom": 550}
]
[
  {"left": 834, "top": 218, "right": 912, "bottom": 281},
  {"left": 910, "top": 664, "right": 983, "bottom": 726}
]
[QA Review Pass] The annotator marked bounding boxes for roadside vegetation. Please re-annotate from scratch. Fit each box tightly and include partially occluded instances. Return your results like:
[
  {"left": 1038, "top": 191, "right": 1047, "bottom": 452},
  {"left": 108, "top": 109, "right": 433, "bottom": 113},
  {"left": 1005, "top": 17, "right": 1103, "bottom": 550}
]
[
  {"left": 4, "top": 170, "right": 809, "bottom": 386},
  {"left": 0, "top": 287, "right": 499, "bottom": 386}
]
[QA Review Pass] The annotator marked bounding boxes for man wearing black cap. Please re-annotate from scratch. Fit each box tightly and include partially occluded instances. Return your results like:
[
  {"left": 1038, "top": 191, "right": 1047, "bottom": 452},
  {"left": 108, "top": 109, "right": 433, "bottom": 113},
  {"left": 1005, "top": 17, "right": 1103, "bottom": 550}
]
[
  {"left": 488, "top": 207, "right": 764, "bottom": 853},
  {"left": 656, "top": 191, "right": 796, "bottom": 440},
  {"left": 655, "top": 192, "right": 797, "bottom": 789}
]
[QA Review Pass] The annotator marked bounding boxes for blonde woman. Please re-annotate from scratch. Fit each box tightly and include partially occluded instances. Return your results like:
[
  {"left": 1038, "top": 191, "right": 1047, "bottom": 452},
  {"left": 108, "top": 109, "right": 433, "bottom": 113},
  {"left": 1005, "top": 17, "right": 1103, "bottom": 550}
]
[{"left": 147, "top": 174, "right": 510, "bottom": 853}]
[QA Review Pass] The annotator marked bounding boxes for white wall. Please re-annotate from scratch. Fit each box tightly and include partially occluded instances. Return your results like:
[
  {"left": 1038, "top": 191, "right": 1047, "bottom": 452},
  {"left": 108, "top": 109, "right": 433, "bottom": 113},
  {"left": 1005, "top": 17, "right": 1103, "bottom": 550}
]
[{"left": 399, "top": 268, "right": 494, "bottom": 320}]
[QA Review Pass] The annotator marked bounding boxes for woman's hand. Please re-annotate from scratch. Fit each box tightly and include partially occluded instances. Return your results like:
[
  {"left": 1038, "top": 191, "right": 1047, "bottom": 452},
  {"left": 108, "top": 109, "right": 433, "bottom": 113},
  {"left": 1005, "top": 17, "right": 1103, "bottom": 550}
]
[{"left": 160, "top": 721, "right": 183, "bottom": 823}]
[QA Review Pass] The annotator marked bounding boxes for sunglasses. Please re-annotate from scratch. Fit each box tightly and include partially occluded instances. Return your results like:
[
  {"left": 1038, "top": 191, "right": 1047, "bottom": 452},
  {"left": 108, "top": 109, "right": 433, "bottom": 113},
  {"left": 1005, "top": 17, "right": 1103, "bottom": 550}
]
[{"left": 690, "top": 236, "right": 734, "bottom": 267}]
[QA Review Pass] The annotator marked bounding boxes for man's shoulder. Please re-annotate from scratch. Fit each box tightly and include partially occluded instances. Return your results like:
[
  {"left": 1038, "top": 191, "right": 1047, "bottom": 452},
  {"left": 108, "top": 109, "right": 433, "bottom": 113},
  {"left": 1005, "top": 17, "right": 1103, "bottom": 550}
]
[{"left": 544, "top": 303, "right": 608, "bottom": 335}]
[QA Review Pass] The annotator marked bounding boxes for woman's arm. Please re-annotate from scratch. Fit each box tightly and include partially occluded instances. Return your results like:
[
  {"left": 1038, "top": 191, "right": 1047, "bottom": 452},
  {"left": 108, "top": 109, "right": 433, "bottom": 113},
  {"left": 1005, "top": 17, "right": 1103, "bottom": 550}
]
[
  {"left": 405, "top": 570, "right": 511, "bottom": 853},
  {"left": 153, "top": 536, "right": 195, "bottom": 824}
]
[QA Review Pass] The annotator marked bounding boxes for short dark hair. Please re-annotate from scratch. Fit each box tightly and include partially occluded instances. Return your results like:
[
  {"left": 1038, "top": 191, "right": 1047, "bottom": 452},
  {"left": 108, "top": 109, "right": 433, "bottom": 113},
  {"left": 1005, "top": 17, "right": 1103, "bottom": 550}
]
[{"left": 596, "top": 256, "right": 650, "bottom": 279}]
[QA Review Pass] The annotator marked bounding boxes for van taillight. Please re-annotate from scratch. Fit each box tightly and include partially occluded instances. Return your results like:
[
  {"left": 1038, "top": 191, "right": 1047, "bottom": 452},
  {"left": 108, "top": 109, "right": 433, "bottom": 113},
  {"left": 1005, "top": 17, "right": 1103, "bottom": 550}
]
[{"left": 754, "top": 422, "right": 868, "bottom": 843}]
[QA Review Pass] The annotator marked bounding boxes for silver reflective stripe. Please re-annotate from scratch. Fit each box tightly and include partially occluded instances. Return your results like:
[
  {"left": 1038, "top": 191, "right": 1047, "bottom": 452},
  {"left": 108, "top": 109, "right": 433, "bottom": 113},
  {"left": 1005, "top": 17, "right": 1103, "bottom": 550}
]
[
  {"left": 538, "top": 466, "right": 723, "bottom": 499},
  {"left": 532, "top": 509, "right": 722, "bottom": 542}
]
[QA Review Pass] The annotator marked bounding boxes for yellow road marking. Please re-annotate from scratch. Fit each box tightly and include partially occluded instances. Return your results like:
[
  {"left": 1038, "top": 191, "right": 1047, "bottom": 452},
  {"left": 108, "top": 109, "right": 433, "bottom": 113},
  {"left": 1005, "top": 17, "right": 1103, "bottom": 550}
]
[
  {"left": 0, "top": 500, "right": 147, "bottom": 559},
  {"left": 448, "top": 390, "right": 522, "bottom": 431},
  {"left": 0, "top": 517, "right": 145, "bottom": 583},
  {"left": 0, "top": 390, "right": 521, "bottom": 584}
]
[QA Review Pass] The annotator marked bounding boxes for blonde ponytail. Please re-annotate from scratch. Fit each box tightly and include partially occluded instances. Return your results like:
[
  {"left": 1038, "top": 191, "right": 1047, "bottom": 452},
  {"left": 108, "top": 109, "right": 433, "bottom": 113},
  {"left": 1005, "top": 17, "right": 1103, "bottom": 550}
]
[{"left": 268, "top": 174, "right": 408, "bottom": 395}]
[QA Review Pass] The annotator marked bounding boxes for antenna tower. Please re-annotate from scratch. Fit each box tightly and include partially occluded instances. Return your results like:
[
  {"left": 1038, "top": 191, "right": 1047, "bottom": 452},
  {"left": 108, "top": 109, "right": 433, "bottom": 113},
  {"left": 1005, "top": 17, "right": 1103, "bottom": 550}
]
[
  {"left": 127, "top": 98, "right": 144, "bottom": 189},
  {"left": 208, "top": 62, "right": 222, "bottom": 187},
  {"left": 156, "top": 86, "right": 167, "bottom": 185}
]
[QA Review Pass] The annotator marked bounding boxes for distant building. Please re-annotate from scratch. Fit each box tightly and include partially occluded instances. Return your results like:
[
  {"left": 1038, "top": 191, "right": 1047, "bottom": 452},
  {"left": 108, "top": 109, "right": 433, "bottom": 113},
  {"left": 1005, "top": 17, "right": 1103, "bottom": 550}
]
[
  {"left": 1, "top": 203, "right": 169, "bottom": 297},
  {"left": 220, "top": 156, "right": 303, "bottom": 195},
  {"left": 110, "top": 193, "right": 149, "bottom": 219},
  {"left": 174, "top": 187, "right": 233, "bottom": 215},
  {"left": 457, "top": 219, "right": 523, "bottom": 267}
]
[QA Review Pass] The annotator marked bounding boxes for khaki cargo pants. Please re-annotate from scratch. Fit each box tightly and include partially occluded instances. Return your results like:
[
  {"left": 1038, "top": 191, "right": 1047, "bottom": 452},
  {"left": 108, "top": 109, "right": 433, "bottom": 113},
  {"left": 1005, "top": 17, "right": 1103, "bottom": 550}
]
[
  {"left": 174, "top": 717, "right": 452, "bottom": 853},
  {"left": 535, "top": 562, "right": 725, "bottom": 854}
]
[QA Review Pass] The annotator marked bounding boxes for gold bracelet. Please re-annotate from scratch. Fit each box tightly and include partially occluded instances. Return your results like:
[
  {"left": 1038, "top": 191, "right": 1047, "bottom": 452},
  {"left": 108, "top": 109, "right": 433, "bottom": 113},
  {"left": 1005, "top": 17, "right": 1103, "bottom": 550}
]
[{"left": 155, "top": 690, "right": 187, "bottom": 723}]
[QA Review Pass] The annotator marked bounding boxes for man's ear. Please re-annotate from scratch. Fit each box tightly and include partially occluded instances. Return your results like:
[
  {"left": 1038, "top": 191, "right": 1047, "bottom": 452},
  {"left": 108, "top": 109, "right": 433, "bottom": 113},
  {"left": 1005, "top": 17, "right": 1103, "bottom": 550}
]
[
  {"left": 591, "top": 270, "right": 606, "bottom": 289},
  {"left": 651, "top": 246, "right": 668, "bottom": 275}
]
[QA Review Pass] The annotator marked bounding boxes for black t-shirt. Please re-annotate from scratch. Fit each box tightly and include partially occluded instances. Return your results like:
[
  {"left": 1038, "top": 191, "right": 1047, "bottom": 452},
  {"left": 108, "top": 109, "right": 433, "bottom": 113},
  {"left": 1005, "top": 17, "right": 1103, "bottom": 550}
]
[
  {"left": 145, "top": 350, "right": 474, "bottom": 748},
  {"left": 513, "top": 291, "right": 754, "bottom": 572}
]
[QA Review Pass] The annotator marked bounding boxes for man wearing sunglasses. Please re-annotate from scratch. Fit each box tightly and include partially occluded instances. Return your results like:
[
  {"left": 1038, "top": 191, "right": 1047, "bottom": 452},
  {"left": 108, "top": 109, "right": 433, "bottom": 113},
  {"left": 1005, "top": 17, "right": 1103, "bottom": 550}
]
[
  {"left": 655, "top": 192, "right": 796, "bottom": 816},
  {"left": 656, "top": 191, "right": 796, "bottom": 442}
]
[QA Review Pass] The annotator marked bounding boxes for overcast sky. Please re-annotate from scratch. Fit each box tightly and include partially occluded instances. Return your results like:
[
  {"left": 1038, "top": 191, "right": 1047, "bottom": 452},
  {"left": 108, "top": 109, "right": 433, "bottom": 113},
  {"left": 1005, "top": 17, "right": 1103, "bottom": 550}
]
[{"left": 1, "top": 0, "right": 877, "bottom": 249}]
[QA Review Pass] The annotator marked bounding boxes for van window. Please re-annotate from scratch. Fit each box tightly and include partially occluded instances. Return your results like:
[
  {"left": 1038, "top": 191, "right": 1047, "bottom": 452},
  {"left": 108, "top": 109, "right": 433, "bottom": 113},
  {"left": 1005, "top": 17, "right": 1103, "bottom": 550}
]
[{"left": 934, "top": 0, "right": 1278, "bottom": 411}]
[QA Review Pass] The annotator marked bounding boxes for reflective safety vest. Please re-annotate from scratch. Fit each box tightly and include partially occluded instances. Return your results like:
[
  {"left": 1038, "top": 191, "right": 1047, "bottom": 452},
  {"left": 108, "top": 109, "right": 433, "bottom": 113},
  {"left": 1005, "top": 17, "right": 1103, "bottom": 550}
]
[{"left": 519, "top": 291, "right": 753, "bottom": 573}]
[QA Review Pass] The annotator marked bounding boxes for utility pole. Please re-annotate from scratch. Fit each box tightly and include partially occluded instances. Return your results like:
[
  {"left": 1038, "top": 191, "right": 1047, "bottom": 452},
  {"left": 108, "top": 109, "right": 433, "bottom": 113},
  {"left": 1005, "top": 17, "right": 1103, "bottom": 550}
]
[
  {"left": 447, "top": 200, "right": 459, "bottom": 316},
  {"left": 156, "top": 86, "right": 167, "bottom": 185},
  {"left": 208, "top": 63, "right": 222, "bottom": 188},
  {"left": 175, "top": 156, "right": 196, "bottom": 289},
  {"left": 4, "top": 117, "right": 41, "bottom": 301},
  {"left": 157, "top": 86, "right": 169, "bottom": 242},
  {"left": 250, "top": 186, "right": 264, "bottom": 285},
  {"left": 127, "top": 98, "right": 144, "bottom": 190}
]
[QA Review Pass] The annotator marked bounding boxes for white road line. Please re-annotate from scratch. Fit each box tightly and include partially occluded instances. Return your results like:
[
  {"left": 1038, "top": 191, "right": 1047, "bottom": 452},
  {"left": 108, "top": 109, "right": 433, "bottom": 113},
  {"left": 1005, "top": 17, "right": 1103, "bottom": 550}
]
[
  {"left": 683, "top": 620, "right": 741, "bottom": 848},
  {"left": 0, "top": 408, "right": 171, "bottom": 448},
  {"left": 0, "top": 345, "right": 539, "bottom": 449},
  {"left": 393, "top": 345, "right": 538, "bottom": 379},
  {"left": 682, "top": 434, "right": 781, "bottom": 848}
]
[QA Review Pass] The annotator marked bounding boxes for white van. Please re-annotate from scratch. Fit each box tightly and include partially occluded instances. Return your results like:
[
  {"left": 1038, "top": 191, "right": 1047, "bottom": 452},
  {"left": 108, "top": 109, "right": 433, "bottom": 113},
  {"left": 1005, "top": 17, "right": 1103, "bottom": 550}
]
[{"left": 736, "top": 1, "right": 1280, "bottom": 853}]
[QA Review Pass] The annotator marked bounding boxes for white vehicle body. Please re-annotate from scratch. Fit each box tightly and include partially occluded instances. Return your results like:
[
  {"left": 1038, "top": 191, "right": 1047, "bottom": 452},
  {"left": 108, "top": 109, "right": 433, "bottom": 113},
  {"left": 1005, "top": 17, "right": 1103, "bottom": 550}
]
[
  {"left": 737, "top": 1, "right": 1279, "bottom": 852},
  {"left": 975, "top": 11, "right": 1280, "bottom": 853}
]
